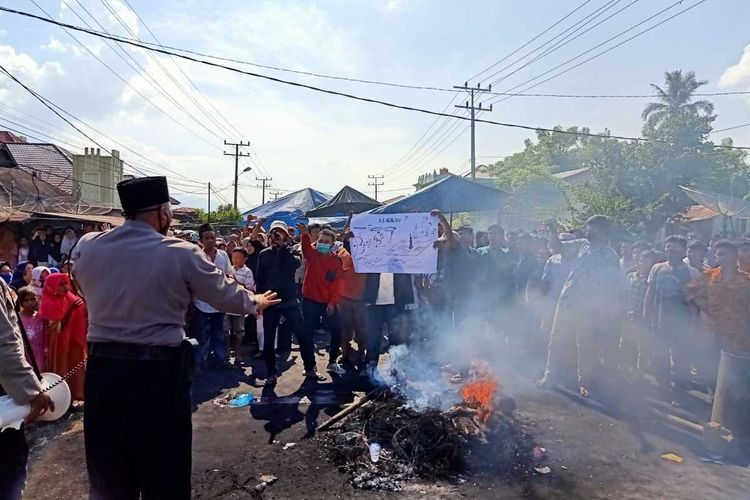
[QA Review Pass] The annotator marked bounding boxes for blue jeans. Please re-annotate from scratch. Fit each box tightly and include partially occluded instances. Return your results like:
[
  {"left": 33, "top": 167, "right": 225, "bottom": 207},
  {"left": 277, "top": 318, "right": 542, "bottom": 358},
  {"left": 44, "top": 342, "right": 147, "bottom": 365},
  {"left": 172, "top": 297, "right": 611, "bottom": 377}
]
[{"left": 192, "top": 310, "right": 226, "bottom": 367}]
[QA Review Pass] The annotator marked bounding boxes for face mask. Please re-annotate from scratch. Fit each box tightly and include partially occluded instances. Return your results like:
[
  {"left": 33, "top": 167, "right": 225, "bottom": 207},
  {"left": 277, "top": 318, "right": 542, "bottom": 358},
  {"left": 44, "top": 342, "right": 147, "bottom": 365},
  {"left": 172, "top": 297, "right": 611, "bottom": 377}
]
[
  {"left": 316, "top": 243, "right": 332, "bottom": 254},
  {"left": 0, "top": 272, "right": 11, "bottom": 284}
]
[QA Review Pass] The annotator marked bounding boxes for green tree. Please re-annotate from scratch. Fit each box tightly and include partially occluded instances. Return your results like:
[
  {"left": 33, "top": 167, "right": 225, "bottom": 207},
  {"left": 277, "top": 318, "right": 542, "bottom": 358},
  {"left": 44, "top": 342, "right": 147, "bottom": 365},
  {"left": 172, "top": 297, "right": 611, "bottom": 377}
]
[
  {"left": 641, "top": 70, "right": 714, "bottom": 136},
  {"left": 197, "top": 204, "right": 242, "bottom": 225}
]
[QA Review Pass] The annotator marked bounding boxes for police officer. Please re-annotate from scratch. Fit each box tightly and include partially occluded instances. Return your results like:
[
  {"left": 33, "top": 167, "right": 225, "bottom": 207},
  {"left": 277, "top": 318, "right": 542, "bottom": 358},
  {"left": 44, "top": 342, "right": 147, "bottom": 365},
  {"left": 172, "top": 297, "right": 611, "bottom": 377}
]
[
  {"left": 72, "top": 177, "right": 279, "bottom": 499},
  {"left": 0, "top": 278, "right": 54, "bottom": 500}
]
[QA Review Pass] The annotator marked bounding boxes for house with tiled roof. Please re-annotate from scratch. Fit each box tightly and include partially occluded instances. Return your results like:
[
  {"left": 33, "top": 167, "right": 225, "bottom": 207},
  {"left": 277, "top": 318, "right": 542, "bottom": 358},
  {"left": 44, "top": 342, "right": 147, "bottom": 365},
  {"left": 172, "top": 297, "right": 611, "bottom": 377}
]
[{"left": 0, "top": 140, "right": 74, "bottom": 194}]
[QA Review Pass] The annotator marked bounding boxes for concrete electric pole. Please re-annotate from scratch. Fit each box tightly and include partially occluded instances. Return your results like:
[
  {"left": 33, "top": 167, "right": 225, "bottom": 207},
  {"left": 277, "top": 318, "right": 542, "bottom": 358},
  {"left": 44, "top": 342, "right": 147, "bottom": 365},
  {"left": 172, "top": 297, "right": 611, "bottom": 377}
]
[
  {"left": 256, "top": 177, "right": 272, "bottom": 205},
  {"left": 368, "top": 174, "right": 384, "bottom": 201},
  {"left": 223, "top": 140, "right": 251, "bottom": 210},
  {"left": 453, "top": 83, "right": 493, "bottom": 180}
]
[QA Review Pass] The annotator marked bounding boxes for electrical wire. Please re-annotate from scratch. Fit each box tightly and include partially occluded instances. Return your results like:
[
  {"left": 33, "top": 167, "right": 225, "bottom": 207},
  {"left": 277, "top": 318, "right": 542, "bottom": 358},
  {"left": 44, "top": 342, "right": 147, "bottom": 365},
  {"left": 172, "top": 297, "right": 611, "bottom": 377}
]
[
  {"left": 0, "top": 62, "right": 208, "bottom": 186},
  {"left": 482, "top": 0, "right": 707, "bottom": 107},
  {"left": 470, "top": 0, "right": 595, "bottom": 83},
  {"left": 2, "top": 3, "right": 747, "bottom": 162},
  {"left": 28, "top": 0, "right": 222, "bottom": 154},
  {"left": 383, "top": 0, "right": 634, "bottom": 180},
  {"left": 113, "top": 0, "right": 271, "bottom": 181},
  {"left": 712, "top": 123, "right": 750, "bottom": 134},
  {"left": 482, "top": 0, "right": 634, "bottom": 87},
  {"left": 0, "top": 3, "right": 739, "bottom": 100},
  {"left": 378, "top": 4, "right": 601, "bottom": 177}
]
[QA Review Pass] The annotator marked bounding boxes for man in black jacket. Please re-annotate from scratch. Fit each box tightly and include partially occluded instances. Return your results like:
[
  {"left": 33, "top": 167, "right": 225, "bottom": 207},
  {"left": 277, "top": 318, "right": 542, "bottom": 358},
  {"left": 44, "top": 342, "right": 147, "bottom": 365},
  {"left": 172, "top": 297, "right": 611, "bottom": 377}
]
[{"left": 255, "top": 221, "right": 307, "bottom": 385}]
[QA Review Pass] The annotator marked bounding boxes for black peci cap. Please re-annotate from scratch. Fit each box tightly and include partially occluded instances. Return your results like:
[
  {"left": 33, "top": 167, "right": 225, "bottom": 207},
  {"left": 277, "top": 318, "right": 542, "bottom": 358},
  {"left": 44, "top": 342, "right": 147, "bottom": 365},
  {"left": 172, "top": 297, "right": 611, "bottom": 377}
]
[{"left": 117, "top": 176, "right": 170, "bottom": 215}]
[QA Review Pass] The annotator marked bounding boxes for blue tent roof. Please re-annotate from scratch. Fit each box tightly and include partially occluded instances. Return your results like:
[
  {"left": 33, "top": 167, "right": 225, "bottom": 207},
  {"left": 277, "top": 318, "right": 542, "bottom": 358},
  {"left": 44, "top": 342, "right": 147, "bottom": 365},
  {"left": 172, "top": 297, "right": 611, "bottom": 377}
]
[
  {"left": 242, "top": 188, "right": 330, "bottom": 228},
  {"left": 369, "top": 174, "right": 507, "bottom": 214}
]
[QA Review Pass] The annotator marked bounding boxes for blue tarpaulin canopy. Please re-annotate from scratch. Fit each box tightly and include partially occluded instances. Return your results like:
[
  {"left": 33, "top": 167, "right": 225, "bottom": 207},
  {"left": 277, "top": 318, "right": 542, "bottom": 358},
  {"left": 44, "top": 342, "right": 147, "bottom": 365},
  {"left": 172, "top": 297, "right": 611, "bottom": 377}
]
[
  {"left": 369, "top": 174, "right": 507, "bottom": 214},
  {"left": 242, "top": 188, "right": 330, "bottom": 228}
]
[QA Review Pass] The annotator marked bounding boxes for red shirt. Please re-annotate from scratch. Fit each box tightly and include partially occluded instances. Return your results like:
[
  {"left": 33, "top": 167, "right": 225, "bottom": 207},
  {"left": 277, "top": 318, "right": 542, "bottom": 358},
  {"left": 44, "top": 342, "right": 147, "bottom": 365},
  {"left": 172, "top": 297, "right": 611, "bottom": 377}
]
[{"left": 301, "top": 234, "right": 342, "bottom": 305}]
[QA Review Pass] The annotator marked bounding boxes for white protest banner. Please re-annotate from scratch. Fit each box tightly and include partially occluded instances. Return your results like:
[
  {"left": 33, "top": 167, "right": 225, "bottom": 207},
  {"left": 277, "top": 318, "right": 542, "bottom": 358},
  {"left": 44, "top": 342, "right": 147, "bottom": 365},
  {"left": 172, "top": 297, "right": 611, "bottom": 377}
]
[{"left": 349, "top": 212, "right": 438, "bottom": 274}]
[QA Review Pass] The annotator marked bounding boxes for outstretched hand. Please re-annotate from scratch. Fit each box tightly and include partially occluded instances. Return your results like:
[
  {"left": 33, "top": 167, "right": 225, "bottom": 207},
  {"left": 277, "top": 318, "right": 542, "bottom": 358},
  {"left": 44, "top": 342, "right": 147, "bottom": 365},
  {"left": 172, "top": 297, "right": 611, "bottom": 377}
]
[
  {"left": 296, "top": 223, "right": 309, "bottom": 235},
  {"left": 254, "top": 290, "right": 281, "bottom": 311}
]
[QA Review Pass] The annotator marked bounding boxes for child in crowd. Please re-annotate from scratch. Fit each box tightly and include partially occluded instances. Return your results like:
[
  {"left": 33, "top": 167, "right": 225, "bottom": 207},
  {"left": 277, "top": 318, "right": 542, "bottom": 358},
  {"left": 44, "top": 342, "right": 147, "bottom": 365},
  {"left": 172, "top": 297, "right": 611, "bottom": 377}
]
[
  {"left": 16, "top": 286, "right": 47, "bottom": 372},
  {"left": 17, "top": 237, "right": 30, "bottom": 264},
  {"left": 225, "top": 248, "right": 255, "bottom": 365}
]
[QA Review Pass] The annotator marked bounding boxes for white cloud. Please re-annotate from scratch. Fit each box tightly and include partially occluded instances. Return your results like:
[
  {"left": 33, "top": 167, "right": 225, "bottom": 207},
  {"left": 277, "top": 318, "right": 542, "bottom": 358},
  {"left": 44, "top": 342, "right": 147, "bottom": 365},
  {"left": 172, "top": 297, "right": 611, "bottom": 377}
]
[
  {"left": 719, "top": 44, "right": 750, "bottom": 88},
  {"left": 387, "top": 0, "right": 408, "bottom": 10},
  {"left": 0, "top": 45, "right": 64, "bottom": 105},
  {"left": 104, "top": 0, "right": 139, "bottom": 36},
  {"left": 41, "top": 37, "right": 68, "bottom": 53}
]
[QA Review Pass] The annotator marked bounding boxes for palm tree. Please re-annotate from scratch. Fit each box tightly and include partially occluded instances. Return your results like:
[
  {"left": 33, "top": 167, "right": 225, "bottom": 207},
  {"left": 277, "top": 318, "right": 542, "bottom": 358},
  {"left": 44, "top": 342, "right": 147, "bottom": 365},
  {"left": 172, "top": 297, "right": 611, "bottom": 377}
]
[{"left": 641, "top": 70, "right": 715, "bottom": 129}]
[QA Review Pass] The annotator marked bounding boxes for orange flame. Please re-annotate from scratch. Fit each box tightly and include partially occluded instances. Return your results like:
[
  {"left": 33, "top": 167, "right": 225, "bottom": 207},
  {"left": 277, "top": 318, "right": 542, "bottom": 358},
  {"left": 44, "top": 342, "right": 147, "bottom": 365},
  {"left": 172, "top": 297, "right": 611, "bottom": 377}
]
[{"left": 461, "top": 378, "right": 500, "bottom": 423}]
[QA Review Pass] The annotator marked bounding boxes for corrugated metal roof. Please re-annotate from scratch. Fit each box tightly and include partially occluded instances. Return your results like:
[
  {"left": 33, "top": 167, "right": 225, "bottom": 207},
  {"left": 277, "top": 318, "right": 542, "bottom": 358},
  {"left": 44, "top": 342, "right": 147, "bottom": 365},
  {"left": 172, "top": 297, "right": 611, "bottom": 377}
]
[
  {"left": 553, "top": 167, "right": 592, "bottom": 183},
  {"left": 682, "top": 204, "right": 719, "bottom": 221},
  {"left": 3, "top": 143, "right": 74, "bottom": 194}
]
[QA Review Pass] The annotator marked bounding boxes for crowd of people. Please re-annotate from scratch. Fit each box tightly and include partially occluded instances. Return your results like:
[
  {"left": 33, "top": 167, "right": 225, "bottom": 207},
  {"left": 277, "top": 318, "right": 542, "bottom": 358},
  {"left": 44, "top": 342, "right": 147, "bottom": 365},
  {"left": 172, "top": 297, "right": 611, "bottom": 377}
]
[
  {"left": 0, "top": 229, "right": 90, "bottom": 404},
  {"left": 4, "top": 211, "right": 749, "bottom": 407},
  {"left": 165, "top": 211, "right": 750, "bottom": 402},
  {"left": 4, "top": 183, "right": 750, "bottom": 499}
]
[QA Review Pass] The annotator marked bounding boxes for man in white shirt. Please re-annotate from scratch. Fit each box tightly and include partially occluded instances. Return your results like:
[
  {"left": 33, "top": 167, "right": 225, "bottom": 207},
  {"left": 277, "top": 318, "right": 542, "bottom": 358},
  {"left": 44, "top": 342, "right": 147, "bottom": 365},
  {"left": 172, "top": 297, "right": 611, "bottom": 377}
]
[{"left": 193, "top": 223, "right": 233, "bottom": 369}]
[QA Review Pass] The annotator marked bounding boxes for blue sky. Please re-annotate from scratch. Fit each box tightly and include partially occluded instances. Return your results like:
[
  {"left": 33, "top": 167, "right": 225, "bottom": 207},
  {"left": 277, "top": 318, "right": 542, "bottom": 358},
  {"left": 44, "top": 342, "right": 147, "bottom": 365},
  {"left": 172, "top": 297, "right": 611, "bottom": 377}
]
[{"left": 0, "top": 0, "right": 749, "bottom": 209}]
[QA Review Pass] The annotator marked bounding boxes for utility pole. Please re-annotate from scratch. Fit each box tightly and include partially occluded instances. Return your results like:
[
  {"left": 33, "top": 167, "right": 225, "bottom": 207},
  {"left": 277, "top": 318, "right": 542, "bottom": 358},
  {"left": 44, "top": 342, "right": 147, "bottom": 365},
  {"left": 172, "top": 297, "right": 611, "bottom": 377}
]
[
  {"left": 269, "top": 190, "right": 282, "bottom": 201},
  {"left": 453, "top": 82, "right": 493, "bottom": 180},
  {"left": 207, "top": 182, "right": 211, "bottom": 222},
  {"left": 256, "top": 177, "right": 272, "bottom": 205},
  {"left": 368, "top": 174, "right": 384, "bottom": 201},
  {"left": 223, "top": 140, "right": 251, "bottom": 210}
]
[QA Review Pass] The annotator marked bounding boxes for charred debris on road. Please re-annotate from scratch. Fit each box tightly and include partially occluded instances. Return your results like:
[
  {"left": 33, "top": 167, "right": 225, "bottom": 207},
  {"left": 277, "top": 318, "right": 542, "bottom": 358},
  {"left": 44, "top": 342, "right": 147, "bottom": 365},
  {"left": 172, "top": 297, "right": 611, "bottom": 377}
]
[{"left": 318, "top": 360, "right": 543, "bottom": 492}]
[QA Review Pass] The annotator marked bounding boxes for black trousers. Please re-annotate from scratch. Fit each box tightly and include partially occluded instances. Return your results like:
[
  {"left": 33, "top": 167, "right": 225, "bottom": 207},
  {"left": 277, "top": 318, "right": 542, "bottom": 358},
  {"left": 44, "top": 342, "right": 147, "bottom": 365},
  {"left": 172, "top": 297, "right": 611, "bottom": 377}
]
[
  {"left": 263, "top": 305, "right": 304, "bottom": 375},
  {"left": 84, "top": 353, "right": 192, "bottom": 500},
  {"left": 0, "top": 427, "right": 28, "bottom": 500},
  {"left": 303, "top": 298, "right": 342, "bottom": 362}
]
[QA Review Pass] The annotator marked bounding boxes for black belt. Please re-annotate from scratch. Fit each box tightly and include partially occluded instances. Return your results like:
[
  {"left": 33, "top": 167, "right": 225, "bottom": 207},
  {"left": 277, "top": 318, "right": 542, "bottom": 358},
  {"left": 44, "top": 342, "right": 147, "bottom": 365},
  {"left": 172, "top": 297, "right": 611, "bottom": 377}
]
[{"left": 88, "top": 342, "right": 181, "bottom": 361}]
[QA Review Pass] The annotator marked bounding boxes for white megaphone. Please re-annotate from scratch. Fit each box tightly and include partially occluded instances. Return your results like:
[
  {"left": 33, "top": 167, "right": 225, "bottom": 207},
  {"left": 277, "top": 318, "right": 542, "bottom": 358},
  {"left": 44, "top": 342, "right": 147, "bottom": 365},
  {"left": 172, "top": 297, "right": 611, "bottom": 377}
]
[{"left": 0, "top": 372, "right": 72, "bottom": 431}]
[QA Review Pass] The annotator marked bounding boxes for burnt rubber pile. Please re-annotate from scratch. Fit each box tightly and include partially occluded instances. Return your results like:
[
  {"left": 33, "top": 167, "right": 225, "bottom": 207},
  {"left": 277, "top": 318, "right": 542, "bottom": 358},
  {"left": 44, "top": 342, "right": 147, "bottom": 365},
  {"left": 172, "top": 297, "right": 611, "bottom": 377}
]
[{"left": 320, "top": 389, "right": 538, "bottom": 491}]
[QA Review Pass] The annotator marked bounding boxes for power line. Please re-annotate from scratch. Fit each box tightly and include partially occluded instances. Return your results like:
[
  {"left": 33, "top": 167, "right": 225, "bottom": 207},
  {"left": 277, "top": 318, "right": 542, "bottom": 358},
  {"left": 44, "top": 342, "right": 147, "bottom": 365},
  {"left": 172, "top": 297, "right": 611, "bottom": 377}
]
[
  {"left": 0, "top": 62, "right": 206, "bottom": 186},
  {"left": 255, "top": 177, "right": 272, "bottom": 205},
  {"left": 482, "top": 0, "right": 636, "bottom": 87},
  {"left": 28, "top": 0, "right": 222, "bottom": 154},
  {"left": 67, "top": 0, "right": 230, "bottom": 148},
  {"left": 381, "top": 0, "right": 628, "bottom": 180},
  {"left": 367, "top": 174, "right": 384, "bottom": 201},
  {"left": 2, "top": 3, "right": 741, "bottom": 100},
  {"left": 469, "top": 0, "right": 594, "bottom": 82},
  {"left": 454, "top": 83, "right": 493, "bottom": 179},
  {"left": 712, "top": 123, "right": 750, "bottom": 134},
  {"left": 223, "top": 140, "right": 252, "bottom": 210},
  {"left": 105, "top": 0, "right": 269, "bottom": 181},
  {"left": 2, "top": 4, "right": 746, "bottom": 153},
  {"left": 482, "top": 0, "right": 707, "bottom": 107},
  {"left": 96, "top": 0, "right": 268, "bottom": 182}
]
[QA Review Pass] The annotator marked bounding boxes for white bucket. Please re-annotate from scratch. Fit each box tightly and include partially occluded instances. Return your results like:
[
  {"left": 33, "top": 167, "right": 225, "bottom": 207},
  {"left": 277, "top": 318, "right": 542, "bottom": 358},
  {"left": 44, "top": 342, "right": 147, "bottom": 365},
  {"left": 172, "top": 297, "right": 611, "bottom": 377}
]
[{"left": 0, "top": 372, "right": 72, "bottom": 431}]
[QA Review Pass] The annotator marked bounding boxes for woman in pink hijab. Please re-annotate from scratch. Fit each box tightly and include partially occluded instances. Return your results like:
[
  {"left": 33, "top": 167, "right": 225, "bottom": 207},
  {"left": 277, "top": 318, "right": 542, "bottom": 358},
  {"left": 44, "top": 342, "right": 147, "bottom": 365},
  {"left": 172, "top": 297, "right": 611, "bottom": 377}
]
[{"left": 39, "top": 273, "right": 88, "bottom": 400}]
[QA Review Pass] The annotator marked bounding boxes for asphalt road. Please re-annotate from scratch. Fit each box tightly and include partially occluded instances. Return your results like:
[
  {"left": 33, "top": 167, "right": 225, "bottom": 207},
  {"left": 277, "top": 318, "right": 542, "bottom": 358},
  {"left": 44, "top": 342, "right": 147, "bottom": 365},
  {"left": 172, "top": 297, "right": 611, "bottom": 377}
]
[{"left": 23, "top": 335, "right": 750, "bottom": 499}]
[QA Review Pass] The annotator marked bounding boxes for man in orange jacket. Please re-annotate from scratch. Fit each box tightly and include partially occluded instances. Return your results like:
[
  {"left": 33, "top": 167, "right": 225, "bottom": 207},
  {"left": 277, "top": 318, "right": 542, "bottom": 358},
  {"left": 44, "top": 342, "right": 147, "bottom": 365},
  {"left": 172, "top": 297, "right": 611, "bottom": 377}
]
[{"left": 296, "top": 224, "right": 345, "bottom": 378}]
